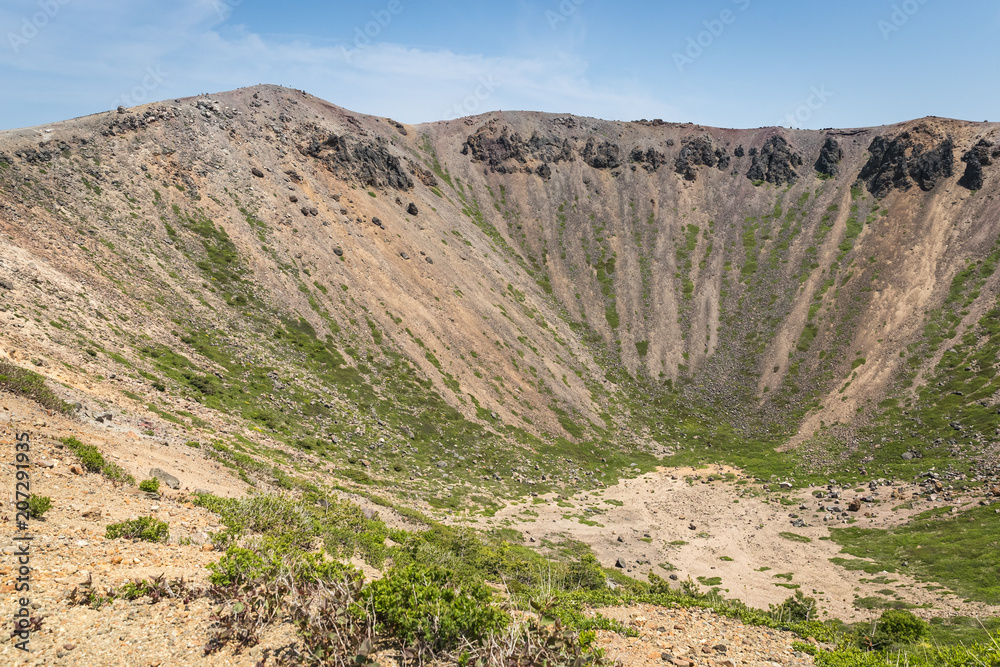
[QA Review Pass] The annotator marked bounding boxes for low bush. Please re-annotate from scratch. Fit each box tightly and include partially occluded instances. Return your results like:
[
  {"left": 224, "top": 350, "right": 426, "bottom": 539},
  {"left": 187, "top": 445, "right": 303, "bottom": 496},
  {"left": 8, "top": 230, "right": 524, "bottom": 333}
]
[
  {"left": 63, "top": 436, "right": 104, "bottom": 472},
  {"left": 61, "top": 436, "right": 135, "bottom": 485},
  {"left": 0, "top": 359, "right": 71, "bottom": 412},
  {"left": 859, "top": 609, "right": 929, "bottom": 650},
  {"left": 366, "top": 563, "right": 509, "bottom": 652},
  {"left": 770, "top": 590, "right": 819, "bottom": 623},
  {"left": 106, "top": 516, "right": 169, "bottom": 542},
  {"left": 139, "top": 478, "right": 161, "bottom": 493},
  {"left": 27, "top": 495, "right": 52, "bottom": 519}
]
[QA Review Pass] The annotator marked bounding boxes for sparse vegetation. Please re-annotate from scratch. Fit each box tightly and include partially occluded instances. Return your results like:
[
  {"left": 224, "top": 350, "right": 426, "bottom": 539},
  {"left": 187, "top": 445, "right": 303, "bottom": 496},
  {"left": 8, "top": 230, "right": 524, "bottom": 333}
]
[{"left": 105, "top": 516, "right": 169, "bottom": 542}]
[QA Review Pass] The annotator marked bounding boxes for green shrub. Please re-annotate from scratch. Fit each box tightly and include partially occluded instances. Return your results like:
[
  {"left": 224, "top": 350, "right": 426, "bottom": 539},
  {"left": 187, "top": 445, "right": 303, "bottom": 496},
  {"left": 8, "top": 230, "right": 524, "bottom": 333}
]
[
  {"left": 861, "top": 609, "right": 929, "bottom": 650},
  {"left": 62, "top": 436, "right": 104, "bottom": 472},
  {"left": 61, "top": 437, "right": 135, "bottom": 485},
  {"left": 139, "top": 478, "right": 161, "bottom": 493},
  {"left": 106, "top": 516, "right": 169, "bottom": 542},
  {"left": 366, "top": 563, "right": 509, "bottom": 651},
  {"left": 566, "top": 553, "right": 607, "bottom": 591},
  {"left": 770, "top": 590, "right": 818, "bottom": 623},
  {"left": 28, "top": 495, "right": 52, "bottom": 519},
  {"left": 102, "top": 462, "right": 136, "bottom": 486},
  {"left": 0, "top": 359, "right": 71, "bottom": 412},
  {"left": 208, "top": 536, "right": 360, "bottom": 587}
]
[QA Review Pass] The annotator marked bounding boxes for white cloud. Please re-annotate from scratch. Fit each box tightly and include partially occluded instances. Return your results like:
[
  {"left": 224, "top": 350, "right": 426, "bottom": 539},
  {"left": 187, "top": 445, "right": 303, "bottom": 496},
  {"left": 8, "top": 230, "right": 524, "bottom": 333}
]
[{"left": 2, "top": 0, "right": 675, "bottom": 126}]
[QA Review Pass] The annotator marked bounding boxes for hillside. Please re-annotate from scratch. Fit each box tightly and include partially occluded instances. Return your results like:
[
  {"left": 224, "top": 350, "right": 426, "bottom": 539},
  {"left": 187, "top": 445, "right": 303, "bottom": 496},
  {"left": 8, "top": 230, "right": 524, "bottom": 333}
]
[
  {"left": 1, "top": 86, "right": 998, "bottom": 494},
  {"left": 2, "top": 84, "right": 1000, "bottom": 664}
]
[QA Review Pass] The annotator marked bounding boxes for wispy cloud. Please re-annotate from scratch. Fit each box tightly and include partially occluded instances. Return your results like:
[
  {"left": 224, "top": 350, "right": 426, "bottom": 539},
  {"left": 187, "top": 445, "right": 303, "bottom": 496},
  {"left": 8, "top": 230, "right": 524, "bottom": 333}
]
[{"left": 1, "top": 0, "right": 674, "bottom": 127}]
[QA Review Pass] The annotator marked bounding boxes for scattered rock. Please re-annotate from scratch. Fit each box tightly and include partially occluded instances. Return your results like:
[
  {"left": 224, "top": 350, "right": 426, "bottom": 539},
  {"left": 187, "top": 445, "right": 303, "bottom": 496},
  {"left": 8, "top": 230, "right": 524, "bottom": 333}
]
[{"left": 251, "top": 167, "right": 264, "bottom": 178}]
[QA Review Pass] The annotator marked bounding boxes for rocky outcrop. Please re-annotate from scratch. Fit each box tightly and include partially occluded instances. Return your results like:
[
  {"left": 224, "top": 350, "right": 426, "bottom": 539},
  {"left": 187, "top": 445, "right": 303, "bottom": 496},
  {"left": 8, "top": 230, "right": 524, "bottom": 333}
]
[
  {"left": 908, "top": 138, "right": 954, "bottom": 191},
  {"left": 527, "top": 132, "right": 574, "bottom": 164},
  {"left": 630, "top": 147, "right": 667, "bottom": 172},
  {"left": 958, "top": 138, "right": 998, "bottom": 191},
  {"left": 674, "top": 136, "right": 729, "bottom": 181},
  {"left": 814, "top": 137, "right": 843, "bottom": 178},
  {"left": 858, "top": 133, "right": 955, "bottom": 197},
  {"left": 745, "top": 136, "right": 802, "bottom": 185},
  {"left": 581, "top": 138, "right": 622, "bottom": 170},
  {"left": 858, "top": 135, "right": 910, "bottom": 197},
  {"left": 462, "top": 122, "right": 529, "bottom": 173},
  {"left": 303, "top": 134, "right": 413, "bottom": 190}
]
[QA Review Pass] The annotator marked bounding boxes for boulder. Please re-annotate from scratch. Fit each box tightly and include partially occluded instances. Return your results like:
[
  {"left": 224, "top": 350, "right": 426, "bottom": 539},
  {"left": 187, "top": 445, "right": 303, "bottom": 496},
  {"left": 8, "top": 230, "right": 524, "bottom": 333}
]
[{"left": 149, "top": 468, "right": 180, "bottom": 490}]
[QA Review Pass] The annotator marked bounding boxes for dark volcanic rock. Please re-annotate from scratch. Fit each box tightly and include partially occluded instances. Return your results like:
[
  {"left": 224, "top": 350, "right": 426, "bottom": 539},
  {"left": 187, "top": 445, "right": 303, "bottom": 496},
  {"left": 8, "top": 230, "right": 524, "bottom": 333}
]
[
  {"left": 581, "top": 138, "right": 621, "bottom": 169},
  {"left": 407, "top": 202, "right": 419, "bottom": 216},
  {"left": 908, "top": 137, "right": 953, "bottom": 191},
  {"left": 746, "top": 136, "right": 802, "bottom": 185},
  {"left": 958, "top": 138, "right": 995, "bottom": 191},
  {"left": 630, "top": 147, "right": 667, "bottom": 172},
  {"left": 674, "top": 136, "right": 729, "bottom": 181},
  {"left": 302, "top": 134, "right": 413, "bottom": 190},
  {"left": 15, "top": 148, "right": 53, "bottom": 164},
  {"left": 462, "top": 121, "right": 528, "bottom": 173},
  {"left": 527, "top": 132, "right": 574, "bottom": 164},
  {"left": 734, "top": 145, "right": 745, "bottom": 158},
  {"left": 859, "top": 135, "right": 911, "bottom": 197},
  {"left": 858, "top": 132, "right": 954, "bottom": 197},
  {"left": 814, "top": 137, "right": 843, "bottom": 177},
  {"left": 536, "top": 163, "right": 552, "bottom": 180}
]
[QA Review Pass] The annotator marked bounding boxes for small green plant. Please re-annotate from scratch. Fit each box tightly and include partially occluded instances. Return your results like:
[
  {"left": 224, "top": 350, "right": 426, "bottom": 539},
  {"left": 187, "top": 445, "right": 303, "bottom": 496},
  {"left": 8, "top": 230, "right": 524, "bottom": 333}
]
[
  {"left": 27, "top": 495, "right": 53, "bottom": 519},
  {"left": 106, "top": 516, "right": 169, "bottom": 543},
  {"left": 62, "top": 436, "right": 105, "bottom": 472},
  {"left": 778, "top": 531, "right": 812, "bottom": 543},
  {"left": 61, "top": 437, "right": 135, "bottom": 485},
  {"left": 139, "top": 478, "right": 161, "bottom": 493}
]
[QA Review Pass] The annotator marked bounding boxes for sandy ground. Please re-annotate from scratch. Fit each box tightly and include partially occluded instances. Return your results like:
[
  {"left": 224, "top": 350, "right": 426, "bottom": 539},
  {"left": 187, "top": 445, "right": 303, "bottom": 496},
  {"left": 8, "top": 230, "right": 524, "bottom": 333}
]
[{"left": 473, "top": 465, "right": 1000, "bottom": 623}]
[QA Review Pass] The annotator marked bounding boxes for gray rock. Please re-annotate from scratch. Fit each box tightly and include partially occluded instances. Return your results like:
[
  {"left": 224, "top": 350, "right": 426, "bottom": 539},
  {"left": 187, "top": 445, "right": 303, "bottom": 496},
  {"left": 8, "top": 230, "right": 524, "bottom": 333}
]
[
  {"left": 149, "top": 468, "right": 180, "bottom": 490},
  {"left": 251, "top": 167, "right": 264, "bottom": 178}
]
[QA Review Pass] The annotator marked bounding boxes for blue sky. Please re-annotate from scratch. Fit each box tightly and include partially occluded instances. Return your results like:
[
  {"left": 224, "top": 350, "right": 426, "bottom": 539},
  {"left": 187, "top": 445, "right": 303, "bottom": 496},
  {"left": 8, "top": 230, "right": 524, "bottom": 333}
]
[{"left": 2, "top": 0, "right": 999, "bottom": 131}]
